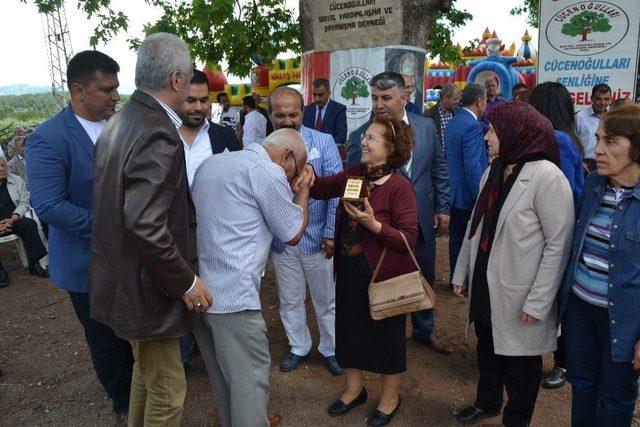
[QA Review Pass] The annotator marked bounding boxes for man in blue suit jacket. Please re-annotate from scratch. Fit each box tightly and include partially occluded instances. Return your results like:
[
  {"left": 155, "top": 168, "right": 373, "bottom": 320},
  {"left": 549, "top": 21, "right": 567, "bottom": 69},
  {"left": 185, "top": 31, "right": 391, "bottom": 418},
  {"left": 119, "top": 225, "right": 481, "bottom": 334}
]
[
  {"left": 347, "top": 72, "right": 452, "bottom": 354},
  {"left": 443, "top": 83, "right": 489, "bottom": 285},
  {"left": 26, "top": 51, "right": 133, "bottom": 424},
  {"left": 302, "top": 78, "right": 348, "bottom": 146}
]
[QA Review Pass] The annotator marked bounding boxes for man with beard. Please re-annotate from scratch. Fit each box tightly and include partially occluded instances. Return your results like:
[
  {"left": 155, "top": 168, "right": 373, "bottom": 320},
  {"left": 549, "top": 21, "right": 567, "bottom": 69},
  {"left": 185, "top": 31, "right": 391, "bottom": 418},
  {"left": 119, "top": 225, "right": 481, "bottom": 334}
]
[{"left": 180, "top": 70, "right": 240, "bottom": 186}]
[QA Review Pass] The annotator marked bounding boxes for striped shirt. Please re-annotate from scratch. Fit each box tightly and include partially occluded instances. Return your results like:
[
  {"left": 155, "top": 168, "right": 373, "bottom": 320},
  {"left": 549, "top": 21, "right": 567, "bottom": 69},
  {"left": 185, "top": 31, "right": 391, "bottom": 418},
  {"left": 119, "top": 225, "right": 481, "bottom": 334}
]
[
  {"left": 272, "top": 125, "right": 342, "bottom": 254},
  {"left": 149, "top": 94, "right": 183, "bottom": 129},
  {"left": 437, "top": 105, "right": 455, "bottom": 148},
  {"left": 573, "top": 185, "right": 633, "bottom": 307},
  {"left": 192, "top": 143, "right": 304, "bottom": 313},
  {"left": 575, "top": 106, "right": 603, "bottom": 160}
]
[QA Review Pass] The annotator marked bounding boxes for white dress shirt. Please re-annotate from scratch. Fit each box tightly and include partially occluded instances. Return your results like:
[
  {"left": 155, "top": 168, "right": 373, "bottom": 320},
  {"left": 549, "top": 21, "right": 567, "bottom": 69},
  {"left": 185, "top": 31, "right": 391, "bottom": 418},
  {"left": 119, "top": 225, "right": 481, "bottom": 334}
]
[
  {"left": 181, "top": 121, "right": 213, "bottom": 186},
  {"left": 75, "top": 115, "right": 107, "bottom": 144},
  {"left": 242, "top": 110, "right": 267, "bottom": 146}
]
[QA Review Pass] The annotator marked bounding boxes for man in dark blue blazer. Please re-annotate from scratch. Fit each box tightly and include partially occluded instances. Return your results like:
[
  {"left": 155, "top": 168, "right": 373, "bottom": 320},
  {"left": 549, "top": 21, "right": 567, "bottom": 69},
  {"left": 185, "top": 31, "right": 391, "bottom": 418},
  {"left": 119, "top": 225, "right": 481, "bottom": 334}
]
[
  {"left": 443, "top": 83, "right": 489, "bottom": 285},
  {"left": 302, "top": 78, "right": 348, "bottom": 146},
  {"left": 26, "top": 51, "right": 133, "bottom": 424},
  {"left": 347, "top": 72, "right": 452, "bottom": 354}
]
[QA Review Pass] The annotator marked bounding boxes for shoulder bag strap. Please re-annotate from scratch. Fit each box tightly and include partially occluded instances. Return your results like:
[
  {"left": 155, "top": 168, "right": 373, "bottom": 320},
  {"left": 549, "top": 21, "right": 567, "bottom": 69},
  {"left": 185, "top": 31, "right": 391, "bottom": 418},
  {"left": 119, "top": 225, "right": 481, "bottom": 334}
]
[{"left": 370, "top": 231, "right": 421, "bottom": 283}]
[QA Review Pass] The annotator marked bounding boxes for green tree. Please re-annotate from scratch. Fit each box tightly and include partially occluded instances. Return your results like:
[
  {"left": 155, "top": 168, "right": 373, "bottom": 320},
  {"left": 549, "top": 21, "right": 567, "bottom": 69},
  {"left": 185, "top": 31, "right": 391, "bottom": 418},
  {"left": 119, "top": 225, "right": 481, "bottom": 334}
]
[
  {"left": 340, "top": 77, "right": 369, "bottom": 105},
  {"left": 510, "top": 0, "right": 539, "bottom": 28},
  {"left": 427, "top": 5, "right": 473, "bottom": 63},
  {"left": 22, "top": 0, "right": 300, "bottom": 77},
  {"left": 562, "top": 11, "right": 611, "bottom": 41}
]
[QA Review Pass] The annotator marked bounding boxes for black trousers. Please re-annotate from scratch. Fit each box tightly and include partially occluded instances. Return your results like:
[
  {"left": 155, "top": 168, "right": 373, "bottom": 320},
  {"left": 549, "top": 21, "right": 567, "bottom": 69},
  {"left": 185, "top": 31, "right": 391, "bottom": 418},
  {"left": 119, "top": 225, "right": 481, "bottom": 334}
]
[
  {"left": 68, "top": 292, "right": 134, "bottom": 414},
  {"left": 474, "top": 322, "right": 543, "bottom": 427},
  {"left": 554, "top": 332, "right": 567, "bottom": 369},
  {"left": 449, "top": 207, "right": 471, "bottom": 282},
  {"left": 2, "top": 217, "right": 47, "bottom": 264}
]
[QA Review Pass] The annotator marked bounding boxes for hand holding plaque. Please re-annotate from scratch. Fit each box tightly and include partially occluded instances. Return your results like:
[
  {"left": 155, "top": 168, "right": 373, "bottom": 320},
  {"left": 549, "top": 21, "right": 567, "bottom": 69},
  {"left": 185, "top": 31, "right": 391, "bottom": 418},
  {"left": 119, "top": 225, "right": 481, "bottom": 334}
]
[{"left": 342, "top": 176, "right": 369, "bottom": 203}]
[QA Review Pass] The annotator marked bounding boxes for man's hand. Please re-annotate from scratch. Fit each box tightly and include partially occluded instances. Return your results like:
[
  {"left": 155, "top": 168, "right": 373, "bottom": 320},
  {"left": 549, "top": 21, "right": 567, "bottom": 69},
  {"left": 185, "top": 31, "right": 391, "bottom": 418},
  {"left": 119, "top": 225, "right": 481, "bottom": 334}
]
[
  {"left": 182, "top": 276, "right": 213, "bottom": 312},
  {"left": 452, "top": 284, "right": 466, "bottom": 298},
  {"left": 521, "top": 312, "right": 539, "bottom": 324},
  {"left": 632, "top": 341, "right": 640, "bottom": 370},
  {"left": 323, "top": 238, "right": 335, "bottom": 259},
  {"left": 0, "top": 218, "right": 14, "bottom": 233},
  {"left": 434, "top": 214, "right": 450, "bottom": 233}
]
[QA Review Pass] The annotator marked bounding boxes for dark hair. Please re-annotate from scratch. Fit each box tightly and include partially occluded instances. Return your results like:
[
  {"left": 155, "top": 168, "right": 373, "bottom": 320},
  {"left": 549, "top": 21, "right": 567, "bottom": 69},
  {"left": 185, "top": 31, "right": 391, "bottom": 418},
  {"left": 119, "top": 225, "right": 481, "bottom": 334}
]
[
  {"left": 460, "top": 83, "right": 486, "bottom": 107},
  {"left": 530, "top": 82, "right": 584, "bottom": 157},
  {"left": 216, "top": 92, "right": 229, "bottom": 102},
  {"left": 191, "top": 69, "right": 209, "bottom": 86},
  {"left": 67, "top": 50, "right": 120, "bottom": 90},
  {"left": 370, "top": 72, "right": 405, "bottom": 91},
  {"left": 372, "top": 116, "right": 413, "bottom": 168},
  {"left": 603, "top": 104, "right": 640, "bottom": 164},
  {"left": 512, "top": 83, "right": 528, "bottom": 92},
  {"left": 312, "top": 78, "right": 330, "bottom": 90},
  {"left": 592, "top": 83, "right": 612, "bottom": 97},
  {"left": 242, "top": 95, "right": 256, "bottom": 109}
]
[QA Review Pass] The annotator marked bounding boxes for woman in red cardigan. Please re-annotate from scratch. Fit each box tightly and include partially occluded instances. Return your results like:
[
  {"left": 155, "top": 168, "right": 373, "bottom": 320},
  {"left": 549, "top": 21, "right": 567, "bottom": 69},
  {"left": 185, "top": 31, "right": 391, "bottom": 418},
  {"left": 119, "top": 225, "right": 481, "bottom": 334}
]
[{"left": 310, "top": 116, "right": 419, "bottom": 426}]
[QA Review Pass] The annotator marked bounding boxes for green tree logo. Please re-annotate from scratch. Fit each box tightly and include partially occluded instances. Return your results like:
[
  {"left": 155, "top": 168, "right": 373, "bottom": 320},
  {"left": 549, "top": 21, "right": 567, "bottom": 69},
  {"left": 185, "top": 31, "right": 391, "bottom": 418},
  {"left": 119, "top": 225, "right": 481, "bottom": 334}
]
[
  {"left": 341, "top": 76, "right": 370, "bottom": 105},
  {"left": 562, "top": 11, "right": 612, "bottom": 42}
]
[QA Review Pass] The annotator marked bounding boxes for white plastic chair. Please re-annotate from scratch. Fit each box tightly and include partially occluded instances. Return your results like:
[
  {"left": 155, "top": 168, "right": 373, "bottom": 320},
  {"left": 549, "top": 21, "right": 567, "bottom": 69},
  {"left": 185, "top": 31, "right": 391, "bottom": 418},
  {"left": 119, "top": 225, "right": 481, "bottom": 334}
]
[{"left": 0, "top": 234, "right": 28, "bottom": 268}]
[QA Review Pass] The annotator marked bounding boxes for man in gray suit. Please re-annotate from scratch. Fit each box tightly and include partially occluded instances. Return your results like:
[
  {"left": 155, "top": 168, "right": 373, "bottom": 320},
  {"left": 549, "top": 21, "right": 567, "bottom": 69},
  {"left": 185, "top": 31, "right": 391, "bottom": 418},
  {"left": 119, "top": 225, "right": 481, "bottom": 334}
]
[{"left": 347, "top": 72, "right": 452, "bottom": 354}]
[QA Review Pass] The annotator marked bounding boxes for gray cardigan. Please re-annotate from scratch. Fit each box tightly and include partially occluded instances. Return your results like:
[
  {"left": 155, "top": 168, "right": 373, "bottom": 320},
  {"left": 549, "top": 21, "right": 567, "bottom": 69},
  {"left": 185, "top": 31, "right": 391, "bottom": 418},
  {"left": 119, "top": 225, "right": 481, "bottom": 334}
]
[{"left": 5, "top": 173, "right": 30, "bottom": 218}]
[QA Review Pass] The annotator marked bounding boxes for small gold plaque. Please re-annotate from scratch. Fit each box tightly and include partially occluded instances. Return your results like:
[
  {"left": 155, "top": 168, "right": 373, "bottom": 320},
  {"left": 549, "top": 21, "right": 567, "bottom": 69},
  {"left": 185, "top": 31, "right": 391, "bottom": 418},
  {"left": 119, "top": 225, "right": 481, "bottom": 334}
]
[{"left": 342, "top": 176, "right": 368, "bottom": 202}]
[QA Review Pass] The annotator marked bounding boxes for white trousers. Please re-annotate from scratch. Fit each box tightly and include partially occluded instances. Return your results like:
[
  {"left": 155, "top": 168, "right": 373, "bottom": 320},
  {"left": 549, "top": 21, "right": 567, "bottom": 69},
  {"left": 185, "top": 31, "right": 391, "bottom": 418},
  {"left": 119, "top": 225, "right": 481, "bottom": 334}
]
[{"left": 271, "top": 246, "right": 336, "bottom": 357}]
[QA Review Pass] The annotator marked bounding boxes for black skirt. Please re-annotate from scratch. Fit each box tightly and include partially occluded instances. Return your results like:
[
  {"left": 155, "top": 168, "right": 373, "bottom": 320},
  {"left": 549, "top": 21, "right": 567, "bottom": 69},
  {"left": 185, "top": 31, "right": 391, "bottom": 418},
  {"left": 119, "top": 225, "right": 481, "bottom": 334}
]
[{"left": 335, "top": 253, "right": 406, "bottom": 375}]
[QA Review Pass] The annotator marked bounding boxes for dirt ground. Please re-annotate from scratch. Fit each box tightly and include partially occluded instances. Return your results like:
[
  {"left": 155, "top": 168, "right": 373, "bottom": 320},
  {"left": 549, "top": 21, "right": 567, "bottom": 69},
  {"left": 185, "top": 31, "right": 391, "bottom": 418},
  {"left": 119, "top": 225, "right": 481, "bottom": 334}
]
[{"left": 0, "top": 237, "right": 575, "bottom": 426}]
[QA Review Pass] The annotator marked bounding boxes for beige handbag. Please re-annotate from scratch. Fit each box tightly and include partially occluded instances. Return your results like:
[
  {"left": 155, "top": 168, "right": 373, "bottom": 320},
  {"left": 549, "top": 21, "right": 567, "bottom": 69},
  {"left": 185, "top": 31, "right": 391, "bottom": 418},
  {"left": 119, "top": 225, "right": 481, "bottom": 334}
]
[{"left": 368, "top": 232, "right": 437, "bottom": 321}]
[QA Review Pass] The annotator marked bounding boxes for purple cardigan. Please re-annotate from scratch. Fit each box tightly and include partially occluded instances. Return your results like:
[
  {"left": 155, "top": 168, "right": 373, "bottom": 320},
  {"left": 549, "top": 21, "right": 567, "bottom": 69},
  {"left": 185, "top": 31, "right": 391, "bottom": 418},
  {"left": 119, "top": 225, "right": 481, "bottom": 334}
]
[{"left": 310, "top": 164, "right": 419, "bottom": 281}]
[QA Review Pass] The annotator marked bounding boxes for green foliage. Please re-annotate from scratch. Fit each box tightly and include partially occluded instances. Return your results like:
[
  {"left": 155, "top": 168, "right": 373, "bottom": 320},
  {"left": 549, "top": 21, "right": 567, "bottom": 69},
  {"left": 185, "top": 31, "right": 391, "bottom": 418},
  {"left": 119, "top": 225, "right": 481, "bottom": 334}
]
[
  {"left": 562, "top": 11, "right": 611, "bottom": 41},
  {"left": 427, "top": 5, "right": 472, "bottom": 63},
  {"left": 510, "top": 0, "right": 539, "bottom": 28},
  {"left": 340, "top": 77, "right": 369, "bottom": 105}
]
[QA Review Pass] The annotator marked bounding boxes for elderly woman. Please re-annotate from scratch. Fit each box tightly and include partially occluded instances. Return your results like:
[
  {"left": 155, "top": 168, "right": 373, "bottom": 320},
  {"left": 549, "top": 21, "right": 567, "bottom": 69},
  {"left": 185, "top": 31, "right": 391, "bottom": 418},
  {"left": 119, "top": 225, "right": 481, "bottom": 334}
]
[
  {"left": 309, "top": 116, "right": 418, "bottom": 426},
  {"left": 452, "top": 101, "right": 574, "bottom": 427},
  {"left": 558, "top": 104, "right": 640, "bottom": 427}
]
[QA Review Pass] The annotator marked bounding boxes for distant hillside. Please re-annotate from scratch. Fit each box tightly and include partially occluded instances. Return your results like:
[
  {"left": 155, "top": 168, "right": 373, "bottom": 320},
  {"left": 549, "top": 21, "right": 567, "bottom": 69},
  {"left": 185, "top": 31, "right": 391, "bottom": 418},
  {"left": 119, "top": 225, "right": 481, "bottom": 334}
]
[{"left": 0, "top": 84, "right": 51, "bottom": 96}]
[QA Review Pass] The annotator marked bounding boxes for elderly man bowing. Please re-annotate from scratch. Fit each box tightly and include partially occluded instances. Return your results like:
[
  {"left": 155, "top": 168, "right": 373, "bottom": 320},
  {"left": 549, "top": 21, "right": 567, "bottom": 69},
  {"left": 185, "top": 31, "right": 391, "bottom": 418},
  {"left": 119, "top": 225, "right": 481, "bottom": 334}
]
[
  {"left": 192, "top": 129, "right": 313, "bottom": 427},
  {"left": 90, "top": 33, "right": 212, "bottom": 427}
]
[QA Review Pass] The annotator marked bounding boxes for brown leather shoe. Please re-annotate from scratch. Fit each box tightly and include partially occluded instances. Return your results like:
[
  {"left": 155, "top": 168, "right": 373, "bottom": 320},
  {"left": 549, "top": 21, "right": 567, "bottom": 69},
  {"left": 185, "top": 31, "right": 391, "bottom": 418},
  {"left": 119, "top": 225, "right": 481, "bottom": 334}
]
[
  {"left": 425, "top": 335, "right": 453, "bottom": 354},
  {"left": 268, "top": 411, "right": 281, "bottom": 426}
]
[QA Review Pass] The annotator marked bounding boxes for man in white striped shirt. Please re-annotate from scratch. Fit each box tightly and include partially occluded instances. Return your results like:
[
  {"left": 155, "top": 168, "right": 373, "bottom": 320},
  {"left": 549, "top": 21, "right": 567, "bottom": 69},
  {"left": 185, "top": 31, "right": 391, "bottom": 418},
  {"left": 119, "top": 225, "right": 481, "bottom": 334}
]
[{"left": 192, "top": 129, "right": 313, "bottom": 427}]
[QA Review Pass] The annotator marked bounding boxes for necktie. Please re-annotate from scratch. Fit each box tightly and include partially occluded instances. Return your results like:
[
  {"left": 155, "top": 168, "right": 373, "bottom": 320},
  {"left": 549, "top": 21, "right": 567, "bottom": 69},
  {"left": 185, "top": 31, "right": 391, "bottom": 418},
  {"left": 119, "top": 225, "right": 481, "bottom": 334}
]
[{"left": 315, "top": 105, "right": 324, "bottom": 130}]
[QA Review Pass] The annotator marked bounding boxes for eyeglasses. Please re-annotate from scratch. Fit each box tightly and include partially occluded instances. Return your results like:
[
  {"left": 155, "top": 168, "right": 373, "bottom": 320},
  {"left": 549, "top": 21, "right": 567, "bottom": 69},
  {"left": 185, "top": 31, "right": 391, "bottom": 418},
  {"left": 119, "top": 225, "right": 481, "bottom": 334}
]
[{"left": 361, "top": 133, "right": 387, "bottom": 144}]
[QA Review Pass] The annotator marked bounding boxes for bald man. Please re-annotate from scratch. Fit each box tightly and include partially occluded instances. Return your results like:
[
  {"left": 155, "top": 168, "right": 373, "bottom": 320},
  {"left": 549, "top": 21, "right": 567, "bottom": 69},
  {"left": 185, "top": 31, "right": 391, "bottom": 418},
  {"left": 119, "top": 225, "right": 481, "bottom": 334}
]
[{"left": 191, "top": 128, "right": 313, "bottom": 427}]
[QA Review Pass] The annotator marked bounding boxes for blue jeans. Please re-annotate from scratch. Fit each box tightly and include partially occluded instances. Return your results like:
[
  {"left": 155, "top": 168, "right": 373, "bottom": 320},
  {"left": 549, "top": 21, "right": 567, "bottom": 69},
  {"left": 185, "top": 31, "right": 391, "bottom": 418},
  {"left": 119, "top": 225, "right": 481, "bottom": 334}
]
[
  {"left": 68, "top": 292, "right": 133, "bottom": 414},
  {"left": 411, "top": 233, "right": 435, "bottom": 340},
  {"left": 565, "top": 294, "right": 639, "bottom": 427}
]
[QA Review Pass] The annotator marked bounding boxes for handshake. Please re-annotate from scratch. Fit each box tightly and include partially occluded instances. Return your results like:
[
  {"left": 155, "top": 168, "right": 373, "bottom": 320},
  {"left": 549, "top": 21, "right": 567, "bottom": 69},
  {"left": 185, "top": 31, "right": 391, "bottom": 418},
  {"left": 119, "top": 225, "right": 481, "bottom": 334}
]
[{"left": 291, "top": 164, "right": 315, "bottom": 194}]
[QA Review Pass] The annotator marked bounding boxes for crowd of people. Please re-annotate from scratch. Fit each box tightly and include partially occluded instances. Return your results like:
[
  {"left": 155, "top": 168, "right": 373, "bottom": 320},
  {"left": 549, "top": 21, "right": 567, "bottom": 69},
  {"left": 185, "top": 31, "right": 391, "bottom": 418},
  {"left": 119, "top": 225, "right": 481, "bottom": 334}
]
[{"left": 1, "top": 30, "right": 639, "bottom": 427}]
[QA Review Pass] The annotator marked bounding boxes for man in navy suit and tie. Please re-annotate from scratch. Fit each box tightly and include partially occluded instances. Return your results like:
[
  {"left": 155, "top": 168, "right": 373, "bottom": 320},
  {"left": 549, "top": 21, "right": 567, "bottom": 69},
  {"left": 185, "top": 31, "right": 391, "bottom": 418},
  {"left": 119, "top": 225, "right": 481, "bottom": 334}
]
[
  {"left": 26, "top": 51, "right": 133, "bottom": 425},
  {"left": 347, "top": 72, "right": 453, "bottom": 354},
  {"left": 443, "top": 83, "right": 488, "bottom": 286},
  {"left": 302, "top": 78, "right": 348, "bottom": 147}
]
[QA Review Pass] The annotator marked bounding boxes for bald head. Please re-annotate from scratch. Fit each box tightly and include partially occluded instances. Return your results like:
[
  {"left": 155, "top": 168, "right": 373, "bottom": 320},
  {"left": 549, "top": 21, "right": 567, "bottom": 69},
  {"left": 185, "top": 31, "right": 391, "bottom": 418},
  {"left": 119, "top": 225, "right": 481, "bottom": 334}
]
[
  {"left": 268, "top": 87, "right": 304, "bottom": 131},
  {"left": 262, "top": 128, "right": 308, "bottom": 183}
]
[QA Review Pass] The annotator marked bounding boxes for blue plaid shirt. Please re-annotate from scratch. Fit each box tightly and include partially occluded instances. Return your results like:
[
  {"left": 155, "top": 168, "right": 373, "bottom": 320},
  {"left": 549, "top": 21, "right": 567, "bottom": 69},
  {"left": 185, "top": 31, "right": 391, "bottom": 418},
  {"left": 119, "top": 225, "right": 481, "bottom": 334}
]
[{"left": 272, "top": 125, "right": 343, "bottom": 254}]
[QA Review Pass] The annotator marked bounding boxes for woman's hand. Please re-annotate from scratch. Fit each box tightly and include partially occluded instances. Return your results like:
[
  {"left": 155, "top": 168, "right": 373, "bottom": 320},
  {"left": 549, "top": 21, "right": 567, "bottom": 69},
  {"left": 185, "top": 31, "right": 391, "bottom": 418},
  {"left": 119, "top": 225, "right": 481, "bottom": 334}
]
[
  {"left": 632, "top": 341, "right": 640, "bottom": 370},
  {"left": 344, "top": 198, "right": 382, "bottom": 234},
  {"left": 521, "top": 312, "right": 539, "bottom": 324},
  {"left": 452, "top": 284, "right": 466, "bottom": 298}
]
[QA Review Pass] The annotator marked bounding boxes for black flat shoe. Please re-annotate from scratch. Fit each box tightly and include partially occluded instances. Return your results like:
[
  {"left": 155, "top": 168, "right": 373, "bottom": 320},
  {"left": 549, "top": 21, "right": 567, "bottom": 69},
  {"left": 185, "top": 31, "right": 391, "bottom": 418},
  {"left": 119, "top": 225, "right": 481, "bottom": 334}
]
[
  {"left": 367, "top": 396, "right": 402, "bottom": 426},
  {"left": 327, "top": 387, "right": 368, "bottom": 417},
  {"left": 456, "top": 405, "right": 501, "bottom": 424},
  {"left": 0, "top": 268, "right": 9, "bottom": 287},
  {"left": 28, "top": 264, "right": 49, "bottom": 278},
  {"left": 542, "top": 366, "right": 566, "bottom": 389}
]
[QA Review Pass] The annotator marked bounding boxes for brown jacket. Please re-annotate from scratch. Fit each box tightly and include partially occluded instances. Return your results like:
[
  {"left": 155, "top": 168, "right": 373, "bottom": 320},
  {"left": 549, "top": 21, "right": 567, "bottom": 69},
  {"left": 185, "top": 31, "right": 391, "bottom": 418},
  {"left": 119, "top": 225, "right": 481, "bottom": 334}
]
[{"left": 89, "top": 90, "right": 198, "bottom": 341}]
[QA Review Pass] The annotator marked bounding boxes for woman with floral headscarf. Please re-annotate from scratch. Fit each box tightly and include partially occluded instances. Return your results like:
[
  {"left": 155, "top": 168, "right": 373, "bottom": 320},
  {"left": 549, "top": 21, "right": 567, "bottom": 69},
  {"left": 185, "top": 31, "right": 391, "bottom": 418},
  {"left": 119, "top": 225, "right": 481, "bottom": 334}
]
[{"left": 451, "top": 101, "right": 575, "bottom": 427}]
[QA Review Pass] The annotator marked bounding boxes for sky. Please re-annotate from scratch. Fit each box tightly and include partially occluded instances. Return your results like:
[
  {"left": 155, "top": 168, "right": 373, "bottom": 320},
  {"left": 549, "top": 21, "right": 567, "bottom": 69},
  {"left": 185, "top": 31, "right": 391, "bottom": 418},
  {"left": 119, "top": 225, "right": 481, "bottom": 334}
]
[{"left": 0, "top": 0, "right": 536, "bottom": 93}]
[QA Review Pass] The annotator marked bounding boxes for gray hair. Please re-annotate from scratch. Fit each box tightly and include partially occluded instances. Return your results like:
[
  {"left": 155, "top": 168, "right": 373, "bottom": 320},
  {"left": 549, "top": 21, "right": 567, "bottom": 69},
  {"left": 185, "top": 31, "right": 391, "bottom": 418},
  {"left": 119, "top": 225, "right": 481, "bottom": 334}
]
[
  {"left": 135, "top": 32, "right": 192, "bottom": 91},
  {"left": 441, "top": 83, "right": 459, "bottom": 99},
  {"left": 370, "top": 72, "right": 405, "bottom": 92},
  {"left": 460, "top": 83, "right": 486, "bottom": 107},
  {"left": 263, "top": 128, "right": 307, "bottom": 160}
]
